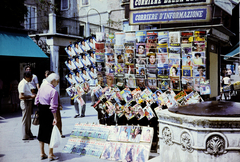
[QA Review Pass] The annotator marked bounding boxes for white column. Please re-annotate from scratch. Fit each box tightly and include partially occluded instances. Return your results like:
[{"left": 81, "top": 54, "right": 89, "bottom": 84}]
[
  {"left": 47, "top": 38, "right": 60, "bottom": 93},
  {"left": 49, "top": 13, "right": 56, "bottom": 34},
  {"left": 86, "top": 22, "right": 90, "bottom": 37}
]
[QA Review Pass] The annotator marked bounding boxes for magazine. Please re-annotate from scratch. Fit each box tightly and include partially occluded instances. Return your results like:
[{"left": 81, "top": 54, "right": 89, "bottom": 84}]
[
  {"left": 182, "top": 77, "right": 194, "bottom": 93},
  {"left": 112, "top": 142, "right": 127, "bottom": 161},
  {"left": 101, "top": 142, "right": 116, "bottom": 160},
  {"left": 170, "top": 76, "right": 181, "bottom": 91},
  {"left": 136, "top": 31, "right": 147, "bottom": 43},
  {"left": 120, "top": 88, "right": 134, "bottom": 103},
  {"left": 174, "top": 91, "right": 187, "bottom": 104},
  {"left": 108, "top": 125, "right": 120, "bottom": 141},
  {"left": 93, "top": 141, "right": 106, "bottom": 158},
  {"left": 158, "top": 31, "right": 169, "bottom": 46},
  {"left": 122, "top": 144, "right": 137, "bottom": 162},
  {"left": 140, "top": 127, "right": 154, "bottom": 143},
  {"left": 62, "top": 138, "right": 77, "bottom": 153},
  {"left": 71, "top": 139, "right": 82, "bottom": 155},
  {"left": 161, "top": 89, "right": 178, "bottom": 108},
  {"left": 135, "top": 106, "right": 145, "bottom": 120},
  {"left": 115, "top": 32, "right": 125, "bottom": 46},
  {"left": 129, "top": 126, "right": 142, "bottom": 143},
  {"left": 185, "top": 91, "right": 204, "bottom": 105},
  {"left": 143, "top": 105, "right": 155, "bottom": 120},
  {"left": 158, "top": 79, "right": 170, "bottom": 91},
  {"left": 96, "top": 32, "right": 105, "bottom": 43},
  {"left": 134, "top": 144, "right": 151, "bottom": 162},
  {"left": 118, "top": 126, "right": 132, "bottom": 142},
  {"left": 125, "top": 74, "right": 136, "bottom": 88}
]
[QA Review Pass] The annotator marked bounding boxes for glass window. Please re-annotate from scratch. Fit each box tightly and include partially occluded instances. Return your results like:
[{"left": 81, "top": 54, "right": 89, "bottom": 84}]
[
  {"left": 61, "top": 0, "right": 69, "bottom": 10},
  {"left": 24, "top": 6, "right": 37, "bottom": 30},
  {"left": 82, "top": 0, "right": 89, "bottom": 6}
]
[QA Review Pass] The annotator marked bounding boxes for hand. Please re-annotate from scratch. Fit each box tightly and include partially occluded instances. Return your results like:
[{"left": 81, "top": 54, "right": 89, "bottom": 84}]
[
  {"left": 52, "top": 118, "right": 57, "bottom": 125},
  {"left": 31, "top": 94, "right": 36, "bottom": 98}
]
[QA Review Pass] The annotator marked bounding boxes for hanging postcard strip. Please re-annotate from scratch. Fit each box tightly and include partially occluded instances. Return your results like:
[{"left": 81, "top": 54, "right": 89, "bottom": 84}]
[{"left": 182, "top": 77, "right": 194, "bottom": 93}]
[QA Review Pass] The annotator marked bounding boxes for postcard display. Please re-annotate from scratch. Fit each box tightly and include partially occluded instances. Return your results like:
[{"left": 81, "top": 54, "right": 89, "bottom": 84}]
[{"left": 62, "top": 123, "right": 153, "bottom": 161}]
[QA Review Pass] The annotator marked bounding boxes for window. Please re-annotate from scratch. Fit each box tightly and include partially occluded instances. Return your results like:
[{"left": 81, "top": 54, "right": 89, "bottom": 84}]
[
  {"left": 81, "top": 0, "right": 89, "bottom": 6},
  {"left": 24, "top": 5, "right": 37, "bottom": 30},
  {"left": 61, "top": 0, "right": 69, "bottom": 10}
]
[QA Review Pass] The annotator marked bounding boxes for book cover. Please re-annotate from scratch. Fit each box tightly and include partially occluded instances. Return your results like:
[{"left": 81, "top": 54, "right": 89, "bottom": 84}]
[
  {"left": 129, "top": 126, "right": 142, "bottom": 143},
  {"left": 118, "top": 126, "right": 132, "bottom": 142},
  {"left": 62, "top": 138, "right": 77, "bottom": 153},
  {"left": 136, "top": 31, "right": 147, "bottom": 43},
  {"left": 182, "top": 77, "right": 194, "bottom": 93},
  {"left": 115, "top": 32, "right": 125, "bottom": 46},
  {"left": 123, "top": 144, "right": 137, "bottom": 162},
  {"left": 134, "top": 144, "right": 151, "bottom": 162}
]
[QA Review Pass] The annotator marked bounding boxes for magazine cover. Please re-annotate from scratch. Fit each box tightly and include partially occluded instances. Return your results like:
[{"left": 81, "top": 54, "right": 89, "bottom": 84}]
[
  {"left": 185, "top": 91, "right": 204, "bottom": 104},
  {"left": 182, "top": 77, "right": 194, "bottom": 93},
  {"left": 192, "top": 52, "right": 205, "bottom": 66},
  {"left": 134, "top": 144, "right": 151, "bottom": 162},
  {"left": 125, "top": 33, "right": 136, "bottom": 43},
  {"left": 194, "top": 31, "right": 207, "bottom": 42},
  {"left": 115, "top": 32, "right": 125, "bottom": 46},
  {"left": 147, "top": 78, "right": 157, "bottom": 90},
  {"left": 106, "top": 33, "right": 115, "bottom": 44},
  {"left": 70, "top": 123, "right": 81, "bottom": 138},
  {"left": 169, "top": 31, "right": 181, "bottom": 46},
  {"left": 136, "top": 31, "right": 147, "bottom": 43},
  {"left": 125, "top": 74, "right": 136, "bottom": 88},
  {"left": 174, "top": 91, "right": 187, "bottom": 104},
  {"left": 136, "top": 43, "right": 146, "bottom": 57},
  {"left": 95, "top": 43, "right": 105, "bottom": 62},
  {"left": 112, "top": 142, "right": 127, "bottom": 161},
  {"left": 182, "top": 66, "right": 193, "bottom": 77},
  {"left": 158, "top": 31, "right": 169, "bottom": 46},
  {"left": 96, "top": 32, "right": 105, "bottom": 42},
  {"left": 108, "top": 125, "right": 120, "bottom": 141},
  {"left": 152, "top": 89, "right": 164, "bottom": 106},
  {"left": 136, "top": 64, "right": 146, "bottom": 77},
  {"left": 140, "top": 127, "right": 154, "bottom": 143},
  {"left": 124, "top": 43, "right": 135, "bottom": 65},
  {"left": 62, "top": 138, "right": 77, "bottom": 153},
  {"left": 135, "top": 106, "right": 145, "bottom": 120},
  {"left": 136, "top": 78, "right": 146, "bottom": 89},
  {"left": 115, "top": 48, "right": 124, "bottom": 64},
  {"left": 101, "top": 142, "right": 116, "bottom": 160},
  {"left": 193, "top": 65, "right": 206, "bottom": 77},
  {"left": 93, "top": 141, "right": 106, "bottom": 158},
  {"left": 120, "top": 88, "right": 134, "bottom": 103},
  {"left": 66, "top": 85, "right": 78, "bottom": 99},
  {"left": 73, "top": 56, "right": 84, "bottom": 69},
  {"left": 122, "top": 144, "right": 137, "bottom": 162},
  {"left": 143, "top": 105, "right": 155, "bottom": 120},
  {"left": 146, "top": 43, "right": 157, "bottom": 56},
  {"left": 129, "top": 126, "right": 142, "bottom": 143},
  {"left": 136, "top": 56, "right": 147, "bottom": 66},
  {"left": 140, "top": 87, "right": 153, "bottom": 100},
  {"left": 181, "top": 31, "right": 193, "bottom": 44},
  {"left": 170, "top": 76, "right": 181, "bottom": 91},
  {"left": 118, "top": 126, "right": 132, "bottom": 142},
  {"left": 157, "top": 53, "right": 168, "bottom": 65},
  {"left": 182, "top": 45, "right": 192, "bottom": 55},
  {"left": 71, "top": 139, "right": 82, "bottom": 155},
  {"left": 193, "top": 41, "right": 206, "bottom": 52},
  {"left": 65, "top": 58, "right": 77, "bottom": 71},
  {"left": 200, "top": 84, "right": 211, "bottom": 95},
  {"left": 147, "top": 32, "right": 158, "bottom": 43},
  {"left": 182, "top": 54, "right": 193, "bottom": 66},
  {"left": 161, "top": 89, "right": 178, "bottom": 108},
  {"left": 157, "top": 64, "right": 169, "bottom": 79},
  {"left": 65, "top": 45, "right": 77, "bottom": 58},
  {"left": 158, "top": 79, "right": 169, "bottom": 90}
]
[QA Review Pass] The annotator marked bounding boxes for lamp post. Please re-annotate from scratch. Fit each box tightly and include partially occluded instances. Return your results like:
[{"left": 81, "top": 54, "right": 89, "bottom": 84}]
[{"left": 87, "top": 8, "right": 101, "bottom": 37}]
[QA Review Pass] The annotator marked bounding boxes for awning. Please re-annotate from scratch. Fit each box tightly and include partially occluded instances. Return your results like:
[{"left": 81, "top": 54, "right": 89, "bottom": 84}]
[
  {"left": 0, "top": 31, "right": 48, "bottom": 58},
  {"left": 224, "top": 42, "right": 240, "bottom": 61}
]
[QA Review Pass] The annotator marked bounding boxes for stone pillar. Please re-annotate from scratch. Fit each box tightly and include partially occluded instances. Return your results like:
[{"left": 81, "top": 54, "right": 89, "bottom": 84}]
[
  {"left": 49, "top": 13, "right": 56, "bottom": 34},
  {"left": 46, "top": 37, "right": 60, "bottom": 93},
  {"left": 86, "top": 22, "right": 90, "bottom": 37}
]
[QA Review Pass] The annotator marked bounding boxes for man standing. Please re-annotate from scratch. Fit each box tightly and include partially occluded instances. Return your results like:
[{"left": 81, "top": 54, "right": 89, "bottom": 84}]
[
  {"left": 18, "top": 71, "right": 36, "bottom": 140},
  {"left": 25, "top": 65, "right": 39, "bottom": 94}
]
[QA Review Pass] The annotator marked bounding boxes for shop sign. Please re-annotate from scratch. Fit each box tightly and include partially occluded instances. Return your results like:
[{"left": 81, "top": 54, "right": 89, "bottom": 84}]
[
  {"left": 130, "top": 0, "right": 212, "bottom": 10},
  {"left": 212, "top": 28, "right": 229, "bottom": 42},
  {"left": 129, "top": 6, "right": 212, "bottom": 25}
]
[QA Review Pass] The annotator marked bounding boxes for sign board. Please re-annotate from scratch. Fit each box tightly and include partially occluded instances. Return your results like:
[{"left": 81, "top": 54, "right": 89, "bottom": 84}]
[
  {"left": 129, "top": 6, "right": 212, "bottom": 25},
  {"left": 130, "top": 0, "right": 212, "bottom": 10}
]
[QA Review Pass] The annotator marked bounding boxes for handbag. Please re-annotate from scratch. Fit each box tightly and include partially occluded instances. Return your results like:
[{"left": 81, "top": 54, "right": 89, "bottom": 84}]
[{"left": 32, "top": 109, "right": 40, "bottom": 125}]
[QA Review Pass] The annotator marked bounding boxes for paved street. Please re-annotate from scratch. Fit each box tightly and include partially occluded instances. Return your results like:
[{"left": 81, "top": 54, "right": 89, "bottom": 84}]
[{"left": 0, "top": 97, "right": 158, "bottom": 162}]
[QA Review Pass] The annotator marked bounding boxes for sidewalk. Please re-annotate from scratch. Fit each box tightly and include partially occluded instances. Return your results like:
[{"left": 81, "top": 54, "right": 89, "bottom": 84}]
[{"left": 0, "top": 97, "right": 159, "bottom": 162}]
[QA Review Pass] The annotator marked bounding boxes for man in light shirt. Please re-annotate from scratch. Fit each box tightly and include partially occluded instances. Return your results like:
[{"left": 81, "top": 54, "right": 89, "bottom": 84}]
[
  {"left": 18, "top": 71, "right": 36, "bottom": 140},
  {"left": 74, "top": 42, "right": 83, "bottom": 55},
  {"left": 66, "top": 45, "right": 76, "bottom": 57},
  {"left": 25, "top": 65, "right": 39, "bottom": 94},
  {"left": 81, "top": 54, "right": 91, "bottom": 67},
  {"left": 74, "top": 57, "right": 83, "bottom": 69},
  {"left": 81, "top": 40, "right": 90, "bottom": 52}
]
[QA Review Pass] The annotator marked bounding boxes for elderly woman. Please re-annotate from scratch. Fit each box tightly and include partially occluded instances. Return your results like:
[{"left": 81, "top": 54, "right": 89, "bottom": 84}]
[{"left": 34, "top": 73, "right": 59, "bottom": 160}]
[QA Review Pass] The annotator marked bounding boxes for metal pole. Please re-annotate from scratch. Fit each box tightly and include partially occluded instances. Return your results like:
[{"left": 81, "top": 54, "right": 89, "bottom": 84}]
[{"left": 87, "top": 8, "right": 101, "bottom": 33}]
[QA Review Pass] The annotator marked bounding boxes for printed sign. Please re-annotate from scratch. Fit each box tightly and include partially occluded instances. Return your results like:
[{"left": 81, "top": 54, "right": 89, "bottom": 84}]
[{"left": 129, "top": 6, "right": 212, "bottom": 25}]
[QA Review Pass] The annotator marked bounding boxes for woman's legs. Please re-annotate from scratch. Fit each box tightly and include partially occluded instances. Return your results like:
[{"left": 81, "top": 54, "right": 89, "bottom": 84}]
[{"left": 39, "top": 141, "right": 45, "bottom": 155}]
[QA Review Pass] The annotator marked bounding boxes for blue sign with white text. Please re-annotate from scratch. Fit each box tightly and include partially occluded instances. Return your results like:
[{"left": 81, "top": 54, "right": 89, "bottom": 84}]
[{"left": 133, "top": 8, "right": 207, "bottom": 24}]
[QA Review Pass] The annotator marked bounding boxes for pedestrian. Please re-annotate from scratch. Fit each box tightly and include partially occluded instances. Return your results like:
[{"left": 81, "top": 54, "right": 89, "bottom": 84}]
[
  {"left": 25, "top": 65, "right": 39, "bottom": 94},
  {"left": 18, "top": 71, "right": 36, "bottom": 140},
  {"left": 41, "top": 70, "right": 65, "bottom": 138},
  {"left": 34, "top": 73, "right": 60, "bottom": 160}
]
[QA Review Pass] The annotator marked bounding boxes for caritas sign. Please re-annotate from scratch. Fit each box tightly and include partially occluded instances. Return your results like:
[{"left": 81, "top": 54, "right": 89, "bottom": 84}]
[{"left": 129, "top": 6, "right": 212, "bottom": 25}]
